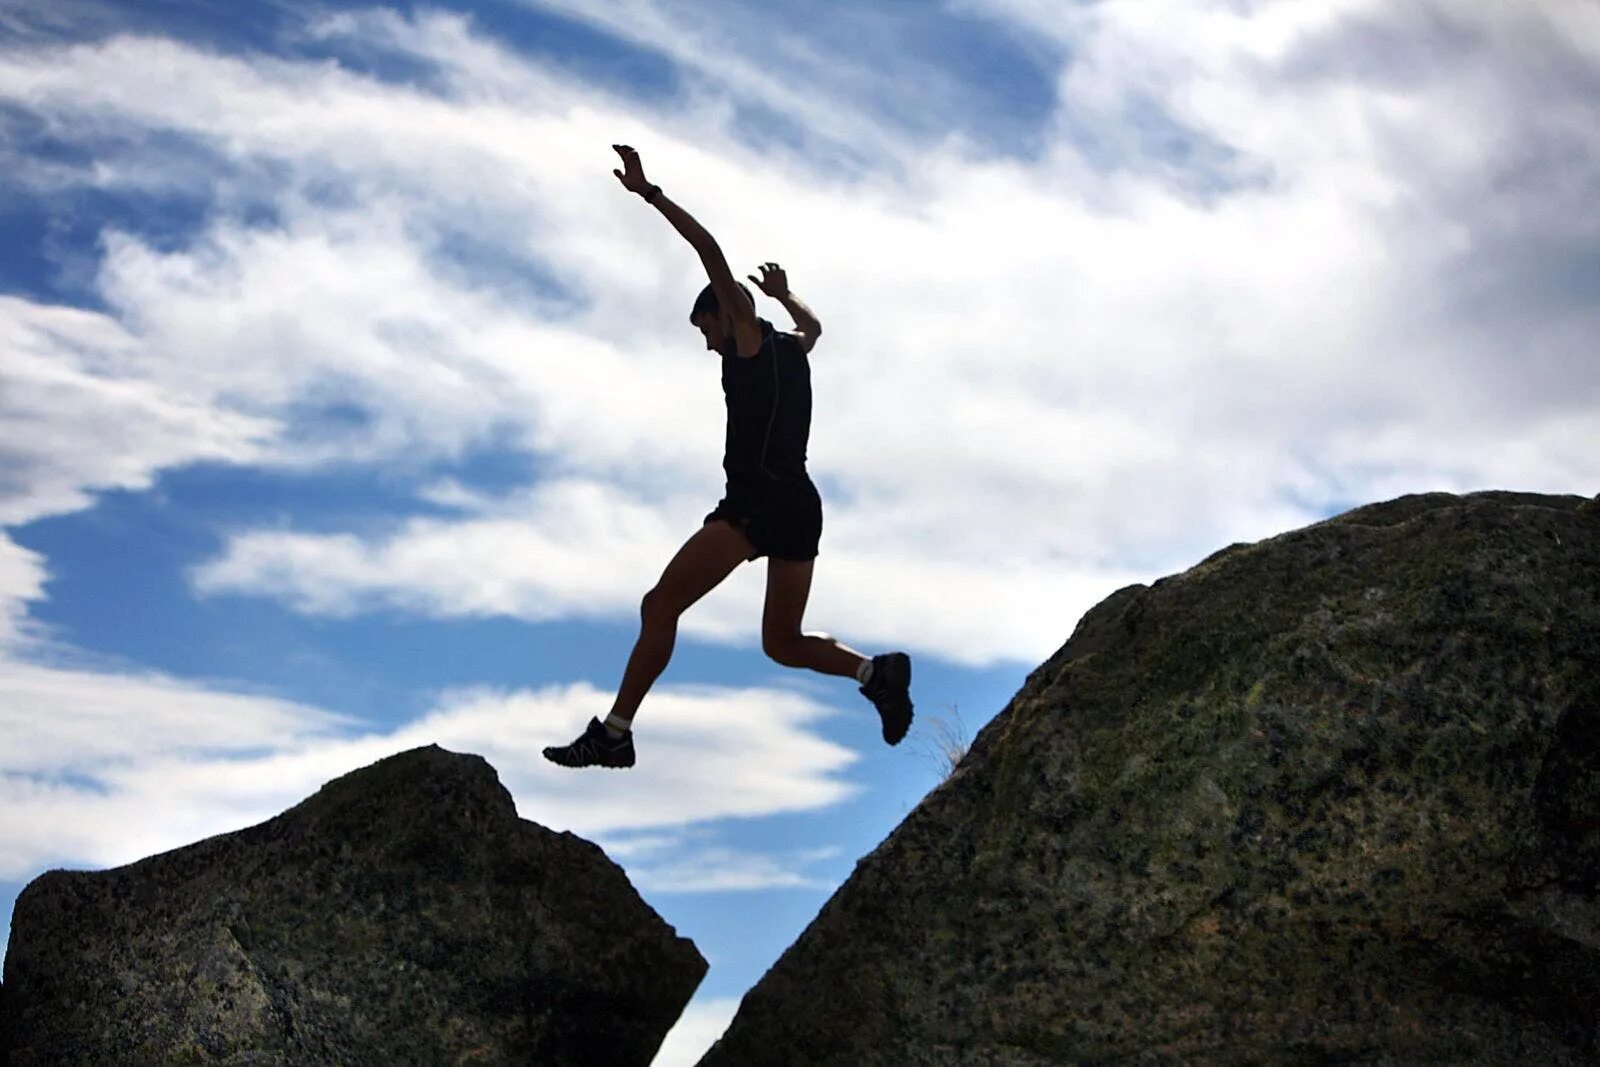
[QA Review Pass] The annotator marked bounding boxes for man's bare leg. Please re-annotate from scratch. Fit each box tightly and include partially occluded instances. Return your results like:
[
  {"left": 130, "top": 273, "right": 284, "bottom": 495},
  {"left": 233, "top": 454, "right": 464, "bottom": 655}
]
[
  {"left": 544, "top": 522, "right": 754, "bottom": 769},
  {"left": 768, "top": 629, "right": 867, "bottom": 677},
  {"left": 775, "top": 632, "right": 866, "bottom": 677},
  {"left": 608, "top": 520, "right": 755, "bottom": 726},
  {"left": 759, "top": 558, "right": 867, "bottom": 677},
  {"left": 762, "top": 557, "right": 914, "bottom": 745}
]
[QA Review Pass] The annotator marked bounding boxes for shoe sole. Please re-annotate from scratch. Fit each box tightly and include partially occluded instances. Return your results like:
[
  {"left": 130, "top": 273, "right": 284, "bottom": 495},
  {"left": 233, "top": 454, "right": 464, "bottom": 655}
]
[{"left": 542, "top": 748, "right": 635, "bottom": 769}]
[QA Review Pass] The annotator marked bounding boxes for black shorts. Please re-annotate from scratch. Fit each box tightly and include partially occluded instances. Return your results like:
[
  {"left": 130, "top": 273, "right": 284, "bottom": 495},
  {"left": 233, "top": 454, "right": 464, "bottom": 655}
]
[{"left": 704, "top": 475, "right": 823, "bottom": 561}]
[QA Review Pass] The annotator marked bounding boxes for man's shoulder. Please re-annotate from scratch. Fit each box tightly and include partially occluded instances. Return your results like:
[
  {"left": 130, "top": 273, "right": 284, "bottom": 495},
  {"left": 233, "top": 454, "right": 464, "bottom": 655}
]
[
  {"left": 731, "top": 323, "right": 808, "bottom": 360},
  {"left": 772, "top": 328, "right": 809, "bottom": 355}
]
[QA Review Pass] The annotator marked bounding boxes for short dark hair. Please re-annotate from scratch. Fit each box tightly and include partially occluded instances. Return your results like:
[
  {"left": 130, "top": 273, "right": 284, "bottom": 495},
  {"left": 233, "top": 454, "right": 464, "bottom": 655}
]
[{"left": 690, "top": 282, "right": 755, "bottom": 323}]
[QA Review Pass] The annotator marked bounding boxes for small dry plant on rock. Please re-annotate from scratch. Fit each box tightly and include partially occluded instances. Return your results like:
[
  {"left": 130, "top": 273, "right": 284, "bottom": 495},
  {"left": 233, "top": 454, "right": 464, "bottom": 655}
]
[{"left": 914, "top": 704, "right": 971, "bottom": 784}]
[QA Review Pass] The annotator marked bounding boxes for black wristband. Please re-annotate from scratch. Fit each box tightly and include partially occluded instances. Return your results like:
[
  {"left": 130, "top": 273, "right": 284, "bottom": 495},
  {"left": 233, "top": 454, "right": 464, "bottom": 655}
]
[{"left": 644, "top": 184, "right": 662, "bottom": 205}]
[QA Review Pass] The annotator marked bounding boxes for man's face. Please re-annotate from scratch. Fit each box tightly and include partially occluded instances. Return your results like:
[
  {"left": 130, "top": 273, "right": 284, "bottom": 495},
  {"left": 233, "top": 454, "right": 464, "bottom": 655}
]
[{"left": 692, "top": 312, "right": 725, "bottom": 353}]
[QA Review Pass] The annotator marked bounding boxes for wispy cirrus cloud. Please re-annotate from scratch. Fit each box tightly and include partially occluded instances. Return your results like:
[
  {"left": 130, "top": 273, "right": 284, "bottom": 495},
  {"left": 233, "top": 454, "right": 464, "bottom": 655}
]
[
  {"left": 0, "top": 296, "right": 275, "bottom": 528},
  {"left": 0, "top": 536, "right": 47, "bottom": 647}
]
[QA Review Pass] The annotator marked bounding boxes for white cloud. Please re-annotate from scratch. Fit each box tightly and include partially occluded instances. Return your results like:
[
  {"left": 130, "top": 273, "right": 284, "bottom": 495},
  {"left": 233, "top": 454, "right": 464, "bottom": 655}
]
[
  {"left": 1, "top": 1, "right": 1596, "bottom": 667},
  {"left": 0, "top": 293, "right": 276, "bottom": 656},
  {"left": 0, "top": 535, "right": 49, "bottom": 647},
  {"left": 635, "top": 846, "right": 841, "bottom": 893},
  {"left": 0, "top": 295, "right": 275, "bottom": 528},
  {"left": 651, "top": 994, "right": 740, "bottom": 1067},
  {"left": 188, "top": 472, "right": 1146, "bottom": 664},
  {"left": 186, "top": 475, "right": 729, "bottom": 628},
  {"left": 0, "top": 657, "right": 356, "bottom": 879},
  {"left": 0, "top": 658, "right": 354, "bottom": 776},
  {"left": 0, "top": 655, "right": 865, "bottom": 969},
  {"left": 0, "top": 668, "right": 860, "bottom": 882},
  {"left": 593, "top": 827, "right": 842, "bottom": 893},
  {"left": 508, "top": 0, "right": 945, "bottom": 166}
]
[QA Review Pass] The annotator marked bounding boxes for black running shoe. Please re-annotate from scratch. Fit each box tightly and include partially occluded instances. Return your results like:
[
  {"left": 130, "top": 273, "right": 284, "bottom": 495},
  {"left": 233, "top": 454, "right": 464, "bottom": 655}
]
[
  {"left": 542, "top": 717, "right": 635, "bottom": 769},
  {"left": 860, "top": 652, "right": 913, "bottom": 745}
]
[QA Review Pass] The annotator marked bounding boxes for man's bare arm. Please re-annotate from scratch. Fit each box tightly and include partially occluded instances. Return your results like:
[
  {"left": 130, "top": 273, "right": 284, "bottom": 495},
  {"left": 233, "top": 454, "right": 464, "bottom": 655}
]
[
  {"left": 612, "top": 144, "right": 762, "bottom": 356},
  {"left": 657, "top": 192, "right": 760, "bottom": 347},
  {"left": 750, "top": 263, "right": 821, "bottom": 351},
  {"left": 779, "top": 292, "right": 821, "bottom": 336}
]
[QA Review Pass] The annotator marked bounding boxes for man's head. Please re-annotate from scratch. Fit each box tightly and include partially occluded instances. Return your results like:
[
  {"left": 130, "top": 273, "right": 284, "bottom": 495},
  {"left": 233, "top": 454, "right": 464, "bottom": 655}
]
[{"left": 690, "top": 282, "right": 756, "bottom": 352}]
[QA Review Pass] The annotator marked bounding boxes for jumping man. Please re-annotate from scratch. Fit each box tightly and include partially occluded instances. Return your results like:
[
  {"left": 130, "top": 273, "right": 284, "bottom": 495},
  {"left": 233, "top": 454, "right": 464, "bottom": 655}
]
[{"left": 542, "top": 144, "right": 913, "bottom": 769}]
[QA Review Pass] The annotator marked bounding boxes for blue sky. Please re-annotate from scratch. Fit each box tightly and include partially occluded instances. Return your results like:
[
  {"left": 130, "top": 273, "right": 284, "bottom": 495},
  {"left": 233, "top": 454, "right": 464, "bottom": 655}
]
[{"left": 2, "top": 1, "right": 1597, "bottom": 1062}]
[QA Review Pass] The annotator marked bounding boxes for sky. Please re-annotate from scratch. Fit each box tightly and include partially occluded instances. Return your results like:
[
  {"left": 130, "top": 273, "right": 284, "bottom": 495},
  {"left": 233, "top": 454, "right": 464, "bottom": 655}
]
[{"left": 1, "top": 0, "right": 1597, "bottom": 1062}]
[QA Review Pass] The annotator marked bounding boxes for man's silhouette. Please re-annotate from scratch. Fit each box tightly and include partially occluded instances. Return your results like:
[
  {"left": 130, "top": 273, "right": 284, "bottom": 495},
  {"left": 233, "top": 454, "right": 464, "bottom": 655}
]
[{"left": 542, "top": 145, "right": 913, "bottom": 769}]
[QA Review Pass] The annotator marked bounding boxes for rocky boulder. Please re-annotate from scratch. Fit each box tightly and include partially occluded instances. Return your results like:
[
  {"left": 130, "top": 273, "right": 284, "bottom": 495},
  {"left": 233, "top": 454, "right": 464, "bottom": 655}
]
[
  {"left": 701, "top": 491, "right": 1600, "bottom": 1065},
  {"left": 2, "top": 745, "right": 704, "bottom": 1065}
]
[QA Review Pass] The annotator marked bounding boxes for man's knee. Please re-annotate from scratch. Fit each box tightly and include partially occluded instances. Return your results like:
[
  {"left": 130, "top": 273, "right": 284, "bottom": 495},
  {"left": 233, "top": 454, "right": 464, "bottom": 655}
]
[
  {"left": 641, "top": 586, "right": 680, "bottom": 625},
  {"left": 763, "top": 632, "right": 806, "bottom": 667}
]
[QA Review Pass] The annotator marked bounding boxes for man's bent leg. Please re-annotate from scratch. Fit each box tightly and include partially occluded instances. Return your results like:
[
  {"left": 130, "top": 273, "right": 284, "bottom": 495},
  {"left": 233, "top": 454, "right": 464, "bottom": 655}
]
[
  {"left": 609, "top": 520, "right": 754, "bottom": 725},
  {"left": 760, "top": 558, "right": 866, "bottom": 678},
  {"left": 763, "top": 557, "right": 914, "bottom": 745},
  {"left": 772, "top": 631, "right": 867, "bottom": 678}
]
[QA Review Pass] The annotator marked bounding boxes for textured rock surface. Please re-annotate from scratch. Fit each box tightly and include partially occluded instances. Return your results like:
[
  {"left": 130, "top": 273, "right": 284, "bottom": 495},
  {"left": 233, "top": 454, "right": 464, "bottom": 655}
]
[
  {"left": 1, "top": 745, "right": 704, "bottom": 1065},
  {"left": 701, "top": 491, "right": 1600, "bottom": 1065}
]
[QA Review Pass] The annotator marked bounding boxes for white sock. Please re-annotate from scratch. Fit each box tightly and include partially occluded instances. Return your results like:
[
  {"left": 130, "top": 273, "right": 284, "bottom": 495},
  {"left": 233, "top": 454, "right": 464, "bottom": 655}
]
[
  {"left": 855, "top": 658, "right": 874, "bottom": 685},
  {"left": 603, "top": 713, "right": 631, "bottom": 739}
]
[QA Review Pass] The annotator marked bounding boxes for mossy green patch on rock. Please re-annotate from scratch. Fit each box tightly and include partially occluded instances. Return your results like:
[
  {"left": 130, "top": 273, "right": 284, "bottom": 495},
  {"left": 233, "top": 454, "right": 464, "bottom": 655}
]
[{"left": 701, "top": 491, "right": 1599, "bottom": 1065}]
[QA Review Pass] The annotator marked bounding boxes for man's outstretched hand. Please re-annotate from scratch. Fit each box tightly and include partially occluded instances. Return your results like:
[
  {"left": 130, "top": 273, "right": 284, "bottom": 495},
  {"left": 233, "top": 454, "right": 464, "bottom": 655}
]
[
  {"left": 748, "top": 262, "right": 789, "bottom": 299},
  {"left": 612, "top": 144, "right": 652, "bottom": 196}
]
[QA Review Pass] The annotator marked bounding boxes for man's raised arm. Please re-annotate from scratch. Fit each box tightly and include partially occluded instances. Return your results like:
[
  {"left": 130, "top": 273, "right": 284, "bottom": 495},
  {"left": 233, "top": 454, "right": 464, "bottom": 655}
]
[
  {"left": 612, "top": 144, "right": 762, "bottom": 356},
  {"left": 749, "top": 262, "right": 821, "bottom": 352}
]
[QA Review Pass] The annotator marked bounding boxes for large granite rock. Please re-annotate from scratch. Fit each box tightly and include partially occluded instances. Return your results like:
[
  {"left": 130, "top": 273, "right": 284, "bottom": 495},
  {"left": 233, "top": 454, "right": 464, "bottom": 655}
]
[
  {"left": 1, "top": 745, "right": 704, "bottom": 1065},
  {"left": 701, "top": 490, "right": 1600, "bottom": 1065}
]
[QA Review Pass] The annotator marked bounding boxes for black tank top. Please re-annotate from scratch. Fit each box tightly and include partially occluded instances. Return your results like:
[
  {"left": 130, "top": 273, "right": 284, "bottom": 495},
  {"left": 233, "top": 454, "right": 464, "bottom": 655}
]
[{"left": 721, "top": 320, "right": 812, "bottom": 485}]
